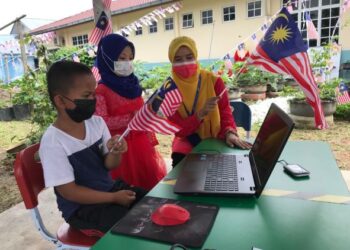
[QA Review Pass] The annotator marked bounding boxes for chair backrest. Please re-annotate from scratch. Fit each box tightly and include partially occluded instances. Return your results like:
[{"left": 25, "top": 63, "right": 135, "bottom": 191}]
[
  {"left": 230, "top": 101, "right": 252, "bottom": 135},
  {"left": 14, "top": 143, "right": 44, "bottom": 209}
]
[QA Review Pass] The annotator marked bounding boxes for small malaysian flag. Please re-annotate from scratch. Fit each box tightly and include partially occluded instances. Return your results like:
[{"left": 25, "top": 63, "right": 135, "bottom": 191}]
[
  {"left": 305, "top": 12, "right": 319, "bottom": 39},
  {"left": 336, "top": 82, "right": 350, "bottom": 105},
  {"left": 153, "top": 77, "right": 182, "bottom": 118},
  {"left": 91, "top": 60, "right": 101, "bottom": 82},
  {"left": 128, "top": 78, "right": 182, "bottom": 135},
  {"left": 89, "top": 0, "right": 113, "bottom": 45}
]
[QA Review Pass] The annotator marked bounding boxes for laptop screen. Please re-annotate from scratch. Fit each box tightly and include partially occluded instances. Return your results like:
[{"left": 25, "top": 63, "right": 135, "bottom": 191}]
[{"left": 251, "top": 104, "right": 294, "bottom": 195}]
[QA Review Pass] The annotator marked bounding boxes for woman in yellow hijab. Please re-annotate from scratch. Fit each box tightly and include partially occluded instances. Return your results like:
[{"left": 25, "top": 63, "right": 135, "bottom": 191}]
[{"left": 168, "top": 36, "right": 251, "bottom": 166}]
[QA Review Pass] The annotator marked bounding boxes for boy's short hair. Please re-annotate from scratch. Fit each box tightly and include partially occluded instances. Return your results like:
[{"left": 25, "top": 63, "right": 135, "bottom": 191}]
[{"left": 46, "top": 60, "right": 93, "bottom": 105}]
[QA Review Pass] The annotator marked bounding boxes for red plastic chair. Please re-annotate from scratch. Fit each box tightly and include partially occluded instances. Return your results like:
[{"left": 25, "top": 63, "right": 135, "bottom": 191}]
[{"left": 14, "top": 143, "right": 99, "bottom": 250}]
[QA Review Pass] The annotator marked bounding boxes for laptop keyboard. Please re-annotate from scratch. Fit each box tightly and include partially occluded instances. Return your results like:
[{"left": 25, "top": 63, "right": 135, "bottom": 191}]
[{"left": 204, "top": 155, "right": 239, "bottom": 192}]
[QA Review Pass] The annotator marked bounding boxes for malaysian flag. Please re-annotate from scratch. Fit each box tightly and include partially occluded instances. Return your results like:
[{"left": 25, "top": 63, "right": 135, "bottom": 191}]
[
  {"left": 89, "top": 0, "right": 113, "bottom": 45},
  {"left": 91, "top": 60, "right": 101, "bottom": 82},
  {"left": 305, "top": 12, "right": 319, "bottom": 40},
  {"left": 336, "top": 82, "right": 350, "bottom": 105},
  {"left": 247, "top": 7, "right": 327, "bottom": 129},
  {"left": 128, "top": 78, "right": 182, "bottom": 135}
]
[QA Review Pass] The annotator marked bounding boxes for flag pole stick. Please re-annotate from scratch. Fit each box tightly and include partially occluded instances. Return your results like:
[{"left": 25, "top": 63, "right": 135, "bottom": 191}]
[
  {"left": 109, "top": 128, "right": 130, "bottom": 153},
  {"left": 218, "top": 60, "right": 249, "bottom": 98},
  {"left": 117, "top": 128, "right": 130, "bottom": 142}
]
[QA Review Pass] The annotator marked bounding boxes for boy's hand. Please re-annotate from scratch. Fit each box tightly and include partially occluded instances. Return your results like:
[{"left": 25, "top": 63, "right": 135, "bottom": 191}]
[
  {"left": 196, "top": 97, "right": 220, "bottom": 120},
  {"left": 225, "top": 132, "right": 252, "bottom": 150},
  {"left": 111, "top": 190, "right": 136, "bottom": 207},
  {"left": 107, "top": 135, "right": 127, "bottom": 155}
]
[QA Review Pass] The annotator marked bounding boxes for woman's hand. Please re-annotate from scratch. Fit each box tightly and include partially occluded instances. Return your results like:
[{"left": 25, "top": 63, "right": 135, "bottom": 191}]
[
  {"left": 225, "top": 132, "right": 252, "bottom": 149},
  {"left": 196, "top": 97, "right": 220, "bottom": 120},
  {"left": 107, "top": 135, "right": 128, "bottom": 155},
  {"left": 111, "top": 190, "right": 136, "bottom": 207}
]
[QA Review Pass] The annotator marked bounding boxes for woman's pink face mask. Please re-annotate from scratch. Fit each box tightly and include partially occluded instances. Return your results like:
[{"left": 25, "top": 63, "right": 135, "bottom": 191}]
[{"left": 172, "top": 61, "right": 198, "bottom": 78}]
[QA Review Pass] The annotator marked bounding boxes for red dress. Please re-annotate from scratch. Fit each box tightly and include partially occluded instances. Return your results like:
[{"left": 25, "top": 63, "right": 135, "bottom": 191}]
[{"left": 95, "top": 84, "right": 166, "bottom": 190}]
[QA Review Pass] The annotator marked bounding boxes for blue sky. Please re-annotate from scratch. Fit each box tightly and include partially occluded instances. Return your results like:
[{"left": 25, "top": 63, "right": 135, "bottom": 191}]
[{"left": 0, "top": 0, "right": 93, "bottom": 34}]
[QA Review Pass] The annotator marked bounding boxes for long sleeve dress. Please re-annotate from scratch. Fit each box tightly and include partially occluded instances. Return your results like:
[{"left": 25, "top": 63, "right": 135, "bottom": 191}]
[
  {"left": 95, "top": 84, "right": 167, "bottom": 190},
  {"left": 169, "top": 78, "right": 238, "bottom": 155}
]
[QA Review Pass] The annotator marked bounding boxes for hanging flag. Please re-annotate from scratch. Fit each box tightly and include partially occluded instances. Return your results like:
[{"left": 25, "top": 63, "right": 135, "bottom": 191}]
[
  {"left": 223, "top": 53, "right": 230, "bottom": 60},
  {"left": 237, "top": 43, "right": 245, "bottom": 51},
  {"left": 89, "top": 0, "right": 113, "bottom": 45},
  {"left": 336, "top": 82, "right": 350, "bottom": 104},
  {"left": 251, "top": 33, "right": 257, "bottom": 41},
  {"left": 260, "top": 23, "right": 268, "bottom": 32},
  {"left": 128, "top": 78, "right": 182, "bottom": 135},
  {"left": 91, "top": 60, "right": 101, "bottom": 82},
  {"left": 305, "top": 12, "right": 319, "bottom": 39},
  {"left": 247, "top": 7, "right": 327, "bottom": 129}
]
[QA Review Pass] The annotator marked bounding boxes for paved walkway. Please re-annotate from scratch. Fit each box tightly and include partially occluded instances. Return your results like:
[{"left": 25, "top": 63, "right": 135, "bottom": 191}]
[{"left": 1, "top": 163, "right": 349, "bottom": 250}]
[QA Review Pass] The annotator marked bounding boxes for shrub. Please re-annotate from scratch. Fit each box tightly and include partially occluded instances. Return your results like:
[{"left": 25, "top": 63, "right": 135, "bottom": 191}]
[{"left": 334, "top": 103, "right": 350, "bottom": 121}]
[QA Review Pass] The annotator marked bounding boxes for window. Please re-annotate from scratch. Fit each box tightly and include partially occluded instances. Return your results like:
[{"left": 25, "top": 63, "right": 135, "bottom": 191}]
[
  {"left": 72, "top": 34, "right": 88, "bottom": 46},
  {"left": 223, "top": 6, "right": 236, "bottom": 21},
  {"left": 149, "top": 21, "right": 158, "bottom": 33},
  {"left": 247, "top": 0, "right": 262, "bottom": 17},
  {"left": 282, "top": 0, "right": 340, "bottom": 47},
  {"left": 135, "top": 26, "right": 143, "bottom": 36},
  {"left": 165, "top": 17, "right": 174, "bottom": 31},
  {"left": 201, "top": 10, "right": 213, "bottom": 24},
  {"left": 182, "top": 13, "right": 193, "bottom": 28},
  {"left": 61, "top": 37, "right": 66, "bottom": 46}
]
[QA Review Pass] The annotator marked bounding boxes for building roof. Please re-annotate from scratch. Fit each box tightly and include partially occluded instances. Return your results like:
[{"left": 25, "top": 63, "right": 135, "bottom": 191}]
[{"left": 30, "top": 0, "right": 174, "bottom": 35}]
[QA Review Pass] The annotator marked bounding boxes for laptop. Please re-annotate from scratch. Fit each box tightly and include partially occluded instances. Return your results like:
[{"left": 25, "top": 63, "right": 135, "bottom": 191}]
[{"left": 174, "top": 103, "right": 295, "bottom": 197}]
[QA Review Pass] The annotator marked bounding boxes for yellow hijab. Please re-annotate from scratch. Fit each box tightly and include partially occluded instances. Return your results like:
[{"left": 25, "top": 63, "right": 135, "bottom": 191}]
[{"left": 168, "top": 36, "right": 220, "bottom": 139}]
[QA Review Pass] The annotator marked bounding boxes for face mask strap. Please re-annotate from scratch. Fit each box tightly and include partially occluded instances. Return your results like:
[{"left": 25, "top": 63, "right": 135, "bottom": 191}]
[
  {"left": 61, "top": 95, "right": 75, "bottom": 103},
  {"left": 101, "top": 46, "right": 118, "bottom": 73}
]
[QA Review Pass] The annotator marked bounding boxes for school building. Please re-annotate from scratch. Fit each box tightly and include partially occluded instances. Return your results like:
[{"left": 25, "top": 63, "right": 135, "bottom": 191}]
[{"left": 30, "top": 0, "right": 350, "bottom": 66}]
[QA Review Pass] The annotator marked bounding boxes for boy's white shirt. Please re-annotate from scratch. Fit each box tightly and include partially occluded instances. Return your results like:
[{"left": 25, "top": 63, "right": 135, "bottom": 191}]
[{"left": 39, "top": 115, "right": 111, "bottom": 188}]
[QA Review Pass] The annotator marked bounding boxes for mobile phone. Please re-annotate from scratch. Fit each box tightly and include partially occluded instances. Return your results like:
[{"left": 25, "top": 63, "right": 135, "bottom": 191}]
[{"left": 283, "top": 164, "right": 310, "bottom": 177}]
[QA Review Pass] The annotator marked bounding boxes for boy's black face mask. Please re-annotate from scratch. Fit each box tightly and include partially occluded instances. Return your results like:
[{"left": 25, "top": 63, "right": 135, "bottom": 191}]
[{"left": 62, "top": 96, "right": 96, "bottom": 123}]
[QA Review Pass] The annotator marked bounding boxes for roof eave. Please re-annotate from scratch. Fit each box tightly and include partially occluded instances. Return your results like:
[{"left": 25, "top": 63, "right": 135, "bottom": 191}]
[{"left": 29, "top": 0, "right": 174, "bottom": 35}]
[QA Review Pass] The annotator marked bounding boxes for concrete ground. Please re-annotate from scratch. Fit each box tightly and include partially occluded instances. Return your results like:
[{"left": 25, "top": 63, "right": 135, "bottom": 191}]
[{"left": 1, "top": 165, "right": 350, "bottom": 250}]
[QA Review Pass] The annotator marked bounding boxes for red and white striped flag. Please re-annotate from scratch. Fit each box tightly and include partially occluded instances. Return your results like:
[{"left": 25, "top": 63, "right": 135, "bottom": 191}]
[
  {"left": 247, "top": 7, "right": 327, "bottom": 129},
  {"left": 305, "top": 12, "right": 319, "bottom": 40},
  {"left": 89, "top": 0, "right": 113, "bottom": 45},
  {"left": 336, "top": 83, "right": 350, "bottom": 104},
  {"left": 91, "top": 60, "right": 101, "bottom": 81},
  {"left": 128, "top": 78, "right": 182, "bottom": 135}
]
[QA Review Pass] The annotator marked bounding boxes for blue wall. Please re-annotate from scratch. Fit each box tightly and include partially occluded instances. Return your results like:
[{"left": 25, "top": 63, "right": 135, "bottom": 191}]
[{"left": 0, "top": 54, "right": 35, "bottom": 83}]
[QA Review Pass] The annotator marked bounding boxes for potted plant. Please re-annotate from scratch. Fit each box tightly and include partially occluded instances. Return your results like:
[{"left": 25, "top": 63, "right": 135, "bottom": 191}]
[
  {"left": 0, "top": 84, "right": 15, "bottom": 121},
  {"left": 0, "top": 99, "right": 14, "bottom": 121},
  {"left": 265, "top": 72, "right": 283, "bottom": 98},
  {"left": 285, "top": 78, "right": 338, "bottom": 128},
  {"left": 237, "top": 66, "right": 267, "bottom": 101}
]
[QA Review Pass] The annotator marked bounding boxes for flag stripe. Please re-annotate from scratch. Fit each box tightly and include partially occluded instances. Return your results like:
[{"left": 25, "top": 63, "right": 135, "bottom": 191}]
[
  {"left": 129, "top": 105, "right": 180, "bottom": 134},
  {"left": 337, "top": 91, "right": 350, "bottom": 104}
]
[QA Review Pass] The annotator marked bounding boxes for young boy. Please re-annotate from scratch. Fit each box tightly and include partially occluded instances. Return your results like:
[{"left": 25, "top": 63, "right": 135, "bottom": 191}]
[{"left": 39, "top": 61, "right": 147, "bottom": 237}]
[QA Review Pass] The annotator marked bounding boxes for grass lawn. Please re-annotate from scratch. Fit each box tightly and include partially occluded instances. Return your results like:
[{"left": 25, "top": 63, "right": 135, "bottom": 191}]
[{"left": 0, "top": 120, "right": 349, "bottom": 213}]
